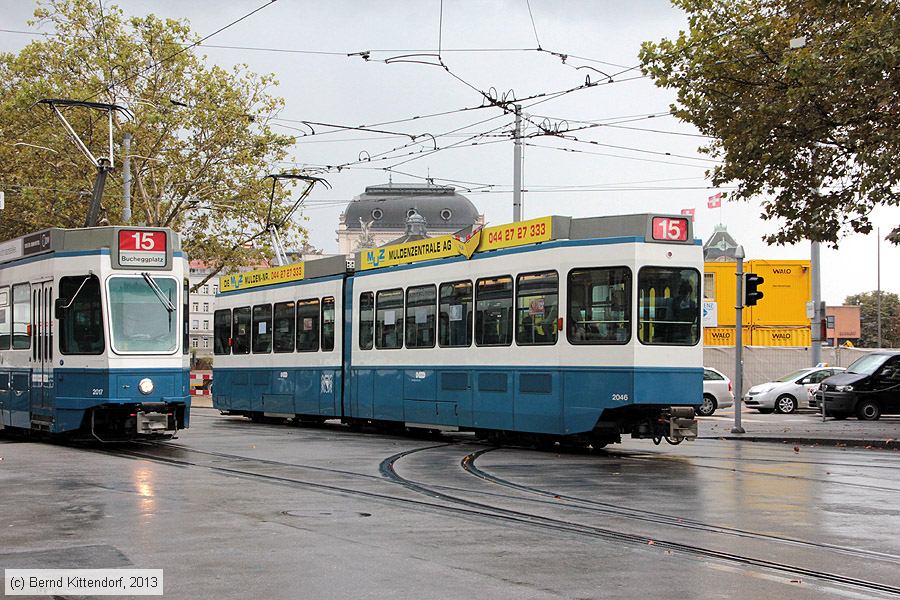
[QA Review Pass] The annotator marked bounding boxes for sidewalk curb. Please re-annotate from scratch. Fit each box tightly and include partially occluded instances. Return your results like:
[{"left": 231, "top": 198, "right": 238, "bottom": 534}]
[{"left": 703, "top": 436, "right": 899, "bottom": 450}]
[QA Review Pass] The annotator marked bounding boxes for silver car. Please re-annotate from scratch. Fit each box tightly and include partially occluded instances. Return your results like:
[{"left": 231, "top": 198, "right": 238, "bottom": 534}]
[
  {"left": 698, "top": 367, "right": 734, "bottom": 416},
  {"left": 744, "top": 366, "right": 846, "bottom": 414}
]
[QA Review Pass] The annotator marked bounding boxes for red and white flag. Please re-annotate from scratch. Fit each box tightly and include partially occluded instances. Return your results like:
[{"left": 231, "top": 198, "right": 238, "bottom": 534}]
[
  {"left": 707, "top": 192, "right": 723, "bottom": 209},
  {"left": 680, "top": 208, "right": 695, "bottom": 220}
]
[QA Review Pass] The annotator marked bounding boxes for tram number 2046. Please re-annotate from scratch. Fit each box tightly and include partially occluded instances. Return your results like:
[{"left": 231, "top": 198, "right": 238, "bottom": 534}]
[{"left": 611, "top": 393, "right": 629, "bottom": 402}]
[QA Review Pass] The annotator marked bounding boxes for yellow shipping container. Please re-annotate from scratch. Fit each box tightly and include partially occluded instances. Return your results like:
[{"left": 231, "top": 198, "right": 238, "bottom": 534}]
[
  {"left": 750, "top": 327, "right": 811, "bottom": 346},
  {"left": 746, "top": 260, "right": 811, "bottom": 326},
  {"left": 703, "top": 260, "right": 811, "bottom": 330},
  {"left": 704, "top": 327, "right": 751, "bottom": 346}
]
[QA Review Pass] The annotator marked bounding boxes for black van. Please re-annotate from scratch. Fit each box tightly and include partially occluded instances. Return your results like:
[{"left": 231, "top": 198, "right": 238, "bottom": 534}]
[{"left": 812, "top": 351, "right": 900, "bottom": 420}]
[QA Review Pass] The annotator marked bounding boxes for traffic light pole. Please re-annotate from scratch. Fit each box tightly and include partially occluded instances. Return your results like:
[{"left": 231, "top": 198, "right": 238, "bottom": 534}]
[
  {"left": 811, "top": 240, "right": 822, "bottom": 366},
  {"left": 732, "top": 245, "right": 746, "bottom": 434}
]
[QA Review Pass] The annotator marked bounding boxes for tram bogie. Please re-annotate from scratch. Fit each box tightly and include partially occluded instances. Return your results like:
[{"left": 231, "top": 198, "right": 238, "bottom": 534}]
[{"left": 213, "top": 213, "right": 703, "bottom": 447}]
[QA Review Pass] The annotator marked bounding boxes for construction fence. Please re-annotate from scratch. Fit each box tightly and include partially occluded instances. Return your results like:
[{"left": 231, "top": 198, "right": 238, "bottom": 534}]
[{"left": 704, "top": 346, "right": 880, "bottom": 391}]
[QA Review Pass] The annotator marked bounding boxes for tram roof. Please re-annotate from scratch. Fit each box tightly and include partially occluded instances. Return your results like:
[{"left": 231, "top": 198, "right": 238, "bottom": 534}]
[
  {"left": 0, "top": 226, "right": 180, "bottom": 266},
  {"left": 354, "top": 213, "right": 696, "bottom": 272}
]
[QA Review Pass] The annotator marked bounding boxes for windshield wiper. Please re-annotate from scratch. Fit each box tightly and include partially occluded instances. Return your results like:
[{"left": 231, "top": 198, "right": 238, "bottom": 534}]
[{"left": 141, "top": 272, "right": 176, "bottom": 312}]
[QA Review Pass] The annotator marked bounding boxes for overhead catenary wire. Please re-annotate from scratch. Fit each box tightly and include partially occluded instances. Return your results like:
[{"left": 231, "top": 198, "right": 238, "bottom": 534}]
[{"left": 81, "top": 0, "right": 280, "bottom": 103}]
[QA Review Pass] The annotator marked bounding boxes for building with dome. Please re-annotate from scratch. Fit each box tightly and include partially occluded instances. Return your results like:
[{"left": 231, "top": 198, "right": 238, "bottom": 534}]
[{"left": 336, "top": 183, "right": 484, "bottom": 253}]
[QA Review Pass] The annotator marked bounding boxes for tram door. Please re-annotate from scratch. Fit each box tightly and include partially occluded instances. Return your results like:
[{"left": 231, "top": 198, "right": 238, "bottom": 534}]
[{"left": 30, "top": 281, "right": 53, "bottom": 417}]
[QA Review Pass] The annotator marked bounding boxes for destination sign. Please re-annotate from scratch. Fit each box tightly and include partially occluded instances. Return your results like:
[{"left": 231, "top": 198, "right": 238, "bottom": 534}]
[
  {"left": 220, "top": 262, "right": 305, "bottom": 292},
  {"left": 118, "top": 230, "right": 168, "bottom": 268}
]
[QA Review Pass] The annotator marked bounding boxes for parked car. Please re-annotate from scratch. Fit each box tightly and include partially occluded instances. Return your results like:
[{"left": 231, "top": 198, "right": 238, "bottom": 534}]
[
  {"left": 811, "top": 352, "right": 900, "bottom": 420},
  {"left": 699, "top": 367, "right": 734, "bottom": 416},
  {"left": 744, "top": 366, "right": 845, "bottom": 414}
]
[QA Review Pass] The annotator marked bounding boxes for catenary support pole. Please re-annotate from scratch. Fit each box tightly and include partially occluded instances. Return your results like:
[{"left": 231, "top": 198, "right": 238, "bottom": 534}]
[
  {"left": 877, "top": 227, "right": 882, "bottom": 348},
  {"left": 732, "top": 245, "right": 746, "bottom": 434},
  {"left": 122, "top": 133, "right": 132, "bottom": 223},
  {"left": 512, "top": 104, "right": 522, "bottom": 222}
]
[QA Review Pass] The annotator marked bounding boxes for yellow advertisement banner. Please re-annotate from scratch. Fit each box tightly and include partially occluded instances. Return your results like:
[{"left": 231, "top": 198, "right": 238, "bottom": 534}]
[
  {"left": 477, "top": 216, "right": 553, "bottom": 251},
  {"left": 357, "top": 216, "right": 555, "bottom": 271},
  {"left": 359, "top": 235, "right": 458, "bottom": 270},
  {"left": 220, "top": 262, "right": 305, "bottom": 292}
]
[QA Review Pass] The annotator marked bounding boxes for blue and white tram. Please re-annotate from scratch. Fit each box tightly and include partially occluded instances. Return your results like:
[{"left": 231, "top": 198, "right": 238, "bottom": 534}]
[
  {"left": 0, "top": 227, "right": 191, "bottom": 440},
  {"left": 212, "top": 257, "right": 347, "bottom": 422},
  {"left": 213, "top": 213, "right": 702, "bottom": 446}
]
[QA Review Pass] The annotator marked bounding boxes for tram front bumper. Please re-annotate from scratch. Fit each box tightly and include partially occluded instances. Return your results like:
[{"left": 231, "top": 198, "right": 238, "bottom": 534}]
[
  {"left": 135, "top": 406, "right": 174, "bottom": 435},
  {"left": 668, "top": 406, "right": 698, "bottom": 441}
]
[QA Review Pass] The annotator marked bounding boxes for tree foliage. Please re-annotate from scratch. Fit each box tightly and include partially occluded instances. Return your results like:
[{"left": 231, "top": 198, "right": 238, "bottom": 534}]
[
  {"left": 640, "top": 0, "right": 899, "bottom": 247},
  {"left": 845, "top": 291, "right": 900, "bottom": 348},
  {"left": 0, "top": 0, "right": 310, "bottom": 287}
]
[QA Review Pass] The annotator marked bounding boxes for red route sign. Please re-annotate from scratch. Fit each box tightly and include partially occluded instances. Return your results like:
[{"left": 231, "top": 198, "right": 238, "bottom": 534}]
[
  {"left": 118, "top": 230, "right": 167, "bottom": 267},
  {"left": 651, "top": 217, "right": 689, "bottom": 242}
]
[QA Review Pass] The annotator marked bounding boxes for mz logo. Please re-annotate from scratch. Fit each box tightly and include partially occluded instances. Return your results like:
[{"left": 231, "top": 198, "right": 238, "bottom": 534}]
[
  {"left": 772, "top": 268, "right": 792, "bottom": 274},
  {"left": 367, "top": 248, "right": 386, "bottom": 267},
  {"left": 229, "top": 273, "right": 244, "bottom": 289}
]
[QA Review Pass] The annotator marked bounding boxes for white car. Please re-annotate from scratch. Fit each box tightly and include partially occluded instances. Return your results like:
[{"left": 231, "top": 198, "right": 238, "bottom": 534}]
[
  {"left": 699, "top": 367, "right": 734, "bottom": 416},
  {"left": 744, "top": 366, "right": 846, "bottom": 414}
]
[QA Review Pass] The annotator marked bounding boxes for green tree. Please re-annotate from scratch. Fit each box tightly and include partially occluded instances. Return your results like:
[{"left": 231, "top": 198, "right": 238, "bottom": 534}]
[
  {"left": 0, "top": 0, "right": 311, "bottom": 287},
  {"left": 844, "top": 291, "right": 900, "bottom": 348},
  {"left": 640, "top": 0, "right": 899, "bottom": 247}
]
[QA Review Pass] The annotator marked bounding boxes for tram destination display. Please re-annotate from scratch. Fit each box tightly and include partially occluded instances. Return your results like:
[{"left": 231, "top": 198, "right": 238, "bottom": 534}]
[{"left": 117, "top": 229, "right": 168, "bottom": 268}]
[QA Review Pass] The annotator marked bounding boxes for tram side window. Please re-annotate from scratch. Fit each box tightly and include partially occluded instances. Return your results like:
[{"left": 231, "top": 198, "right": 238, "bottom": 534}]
[
  {"left": 273, "top": 301, "right": 295, "bottom": 353},
  {"left": 213, "top": 309, "right": 231, "bottom": 355},
  {"left": 568, "top": 267, "right": 632, "bottom": 345},
  {"left": 232, "top": 307, "right": 251, "bottom": 354},
  {"left": 376, "top": 289, "right": 404, "bottom": 349},
  {"left": 58, "top": 275, "right": 104, "bottom": 354},
  {"left": 405, "top": 285, "right": 436, "bottom": 349},
  {"left": 296, "top": 298, "right": 320, "bottom": 352},
  {"left": 359, "top": 292, "right": 374, "bottom": 350},
  {"left": 252, "top": 304, "right": 273, "bottom": 353},
  {"left": 516, "top": 271, "right": 559, "bottom": 345},
  {"left": 321, "top": 297, "right": 335, "bottom": 352},
  {"left": 475, "top": 276, "right": 513, "bottom": 347},
  {"left": 12, "top": 283, "right": 30, "bottom": 350},
  {"left": 637, "top": 267, "right": 700, "bottom": 346},
  {"left": 439, "top": 281, "right": 472, "bottom": 347},
  {"left": 0, "top": 286, "right": 10, "bottom": 350}
]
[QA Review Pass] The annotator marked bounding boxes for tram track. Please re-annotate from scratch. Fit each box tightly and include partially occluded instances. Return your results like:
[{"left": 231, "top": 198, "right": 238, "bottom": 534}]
[
  {"left": 94, "top": 440, "right": 900, "bottom": 596},
  {"left": 137, "top": 439, "right": 900, "bottom": 566},
  {"left": 381, "top": 445, "right": 900, "bottom": 597},
  {"left": 461, "top": 448, "right": 900, "bottom": 564}
]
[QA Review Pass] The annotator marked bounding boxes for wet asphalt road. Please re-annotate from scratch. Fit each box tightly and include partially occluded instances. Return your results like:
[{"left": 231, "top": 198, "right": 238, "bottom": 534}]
[{"left": 2, "top": 408, "right": 899, "bottom": 600}]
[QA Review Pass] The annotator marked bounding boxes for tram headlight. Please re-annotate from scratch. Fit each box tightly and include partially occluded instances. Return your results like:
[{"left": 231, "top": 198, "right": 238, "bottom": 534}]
[{"left": 138, "top": 378, "right": 155, "bottom": 395}]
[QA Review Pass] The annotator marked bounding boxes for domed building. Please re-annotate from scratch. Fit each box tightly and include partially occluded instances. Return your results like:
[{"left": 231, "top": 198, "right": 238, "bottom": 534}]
[{"left": 336, "top": 182, "right": 484, "bottom": 253}]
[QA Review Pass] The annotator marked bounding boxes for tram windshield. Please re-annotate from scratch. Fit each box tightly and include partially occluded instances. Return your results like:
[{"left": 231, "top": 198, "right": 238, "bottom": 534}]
[
  {"left": 637, "top": 267, "right": 701, "bottom": 346},
  {"left": 108, "top": 276, "right": 180, "bottom": 353}
]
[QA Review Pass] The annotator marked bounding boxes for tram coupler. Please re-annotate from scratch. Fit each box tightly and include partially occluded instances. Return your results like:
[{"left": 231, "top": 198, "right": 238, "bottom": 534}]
[{"left": 665, "top": 406, "right": 698, "bottom": 442}]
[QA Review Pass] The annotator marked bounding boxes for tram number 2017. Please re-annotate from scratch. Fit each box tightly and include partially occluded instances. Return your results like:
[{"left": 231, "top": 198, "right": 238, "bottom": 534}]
[
  {"left": 92, "top": 388, "right": 104, "bottom": 396},
  {"left": 611, "top": 393, "right": 629, "bottom": 402}
]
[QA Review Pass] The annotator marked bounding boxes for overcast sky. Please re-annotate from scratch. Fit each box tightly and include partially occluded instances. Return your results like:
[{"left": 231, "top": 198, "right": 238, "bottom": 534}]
[{"left": 2, "top": 0, "right": 897, "bottom": 305}]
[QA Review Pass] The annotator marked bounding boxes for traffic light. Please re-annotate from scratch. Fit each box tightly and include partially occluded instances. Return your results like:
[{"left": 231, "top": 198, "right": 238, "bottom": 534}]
[{"left": 744, "top": 272, "right": 764, "bottom": 306}]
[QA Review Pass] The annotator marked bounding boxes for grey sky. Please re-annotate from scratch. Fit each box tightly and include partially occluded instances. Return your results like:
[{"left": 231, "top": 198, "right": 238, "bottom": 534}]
[{"left": 2, "top": 0, "right": 896, "bottom": 304}]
